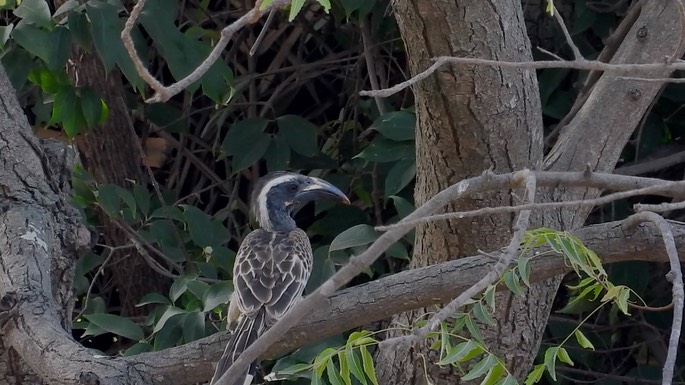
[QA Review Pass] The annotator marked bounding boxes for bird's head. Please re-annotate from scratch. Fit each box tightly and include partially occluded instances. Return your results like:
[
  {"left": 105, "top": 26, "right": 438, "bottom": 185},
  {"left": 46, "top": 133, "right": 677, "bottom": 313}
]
[{"left": 250, "top": 172, "right": 350, "bottom": 231}]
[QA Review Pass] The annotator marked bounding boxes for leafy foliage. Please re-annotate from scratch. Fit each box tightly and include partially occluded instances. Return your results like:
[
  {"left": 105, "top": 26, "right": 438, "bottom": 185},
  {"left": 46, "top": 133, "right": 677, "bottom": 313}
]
[
  {"left": 1, "top": 0, "right": 683, "bottom": 384},
  {"left": 275, "top": 228, "right": 642, "bottom": 385}
]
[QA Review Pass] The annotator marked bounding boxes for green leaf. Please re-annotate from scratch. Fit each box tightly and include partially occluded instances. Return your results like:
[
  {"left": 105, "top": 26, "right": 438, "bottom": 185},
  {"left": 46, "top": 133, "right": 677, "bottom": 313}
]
[
  {"left": 169, "top": 278, "right": 188, "bottom": 302},
  {"left": 557, "top": 347, "right": 574, "bottom": 366},
  {"left": 360, "top": 345, "right": 379, "bottom": 385},
  {"left": 314, "top": 347, "right": 338, "bottom": 379},
  {"left": 461, "top": 354, "right": 498, "bottom": 381},
  {"left": 14, "top": 0, "right": 52, "bottom": 30},
  {"left": 329, "top": 224, "right": 379, "bottom": 252},
  {"left": 182, "top": 311, "right": 205, "bottom": 342},
  {"left": 81, "top": 321, "right": 107, "bottom": 338},
  {"left": 13, "top": 24, "right": 71, "bottom": 71},
  {"left": 325, "top": 357, "right": 344, "bottom": 385},
  {"left": 79, "top": 87, "right": 104, "bottom": 128},
  {"left": 465, "top": 316, "right": 484, "bottom": 343},
  {"left": 384, "top": 158, "right": 415, "bottom": 195},
  {"left": 390, "top": 196, "right": 415, "bottom": 219},
  {"left": 221, "top": 117, "right": 270, "bottom": 173},
  {"left": 338, "top": 351, "right": 352, "bottom": 385},
  {"left": 347, "top": 330, "right": 372, "bottom": 345},
  {"left": 86, "top": 0, "right": 143, "bottom": 90},
  {"left": 97, "top": 184, "right": 121, "bottom": 216},
  {"left": 472, "top": 302, "right": 496, "bottom": 326},
  {"left": 482, "top": 363, "right": 506, "bottom": 385},
  {"left": 68, "top": 10, "right": 91, "bottom": 49},
  {"left": 137, "top": 292, "right": 171, "bottom": 307},
  {"left": 503, "top": 270, "right": 524, "bottom": 296},
  {"left": 84, "top": 313, "right": 144, "bottom": 341},
  {"left": 438, "top": 340, "right": 481, "bottom": 365},
  {"left": 133, "top": 184, "right": 151, "bottom": 217},
  {"left": 289, "top": 0, "right": 306, "bottom": 20},
  {"left": 124, "top": 342, "right": 153, "bottom": 356},
  {"left": 0, "top": 25, "right": 13, "bottom": 48},
  {"left": 317, "top": 0, "right": 331, "bottom": 12},
  {"left": 116, "top": 186, "right": 136, "bottom": 218},
  {"left": 371, "top": 110, "right": 415, "bottom": 141},
  {"left": 543, "top": 347, "right": 559, "bottom": 381},
  {"left": 278, "top": 115, "right": 319, "bottom": 157},
  {"left": 75, "top": 251, "right": 103, "bottom": 276},
  {"left": 153, "top": 312, "right": 183, "bottom": 350},
  {"left": 517, "top": 257, "right": 531, "bottom": 286},
  {"left": 152, "top": 305, "right": 186, "bottom": 334},
  {"left": 2, "top": 48, "right": 35, "bottom": 90},
  {"left": 524, "top": 363, "right": 545, "bottom": 385},
  {"left": 183, "top": 206, "right": 214, "bottom": 247},
  {"left": 496, "top": 374, "right": 518, "bottom": 385},
  {"left": 616, "top": 286, "right": 631, "bottom": 315},
  {"left": 270, "top": 362, "right": 311, "bottom": 379},
  {"left": 186, "top": 280, "right": 210, "bottom": 300},
  {"left": 483, "top": 286, "right": 496, "bottom": 311},
  {"left": 52, "top": 85, "right": 87, "bottom": 138},
  {"left": 345, "top": 345, "right": 367, "bottom": 385},
  {"left": 210, "top": 247, "right": 236, "bottom": 273},
  {"left": 138, "top": 0, "right": 232, "bottom": 98},
  {"left": 264, "top": 135, "right": 291, "bottom": 171},
  {"left": 202, "top": 281, "right": 233, "bottom": 312}
]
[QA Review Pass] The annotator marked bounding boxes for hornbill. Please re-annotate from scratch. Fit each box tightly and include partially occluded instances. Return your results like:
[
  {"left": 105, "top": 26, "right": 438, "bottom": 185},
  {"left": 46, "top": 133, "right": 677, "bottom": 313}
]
[{"left": 210, "top": 172, "right": 350, "bottom": 385}]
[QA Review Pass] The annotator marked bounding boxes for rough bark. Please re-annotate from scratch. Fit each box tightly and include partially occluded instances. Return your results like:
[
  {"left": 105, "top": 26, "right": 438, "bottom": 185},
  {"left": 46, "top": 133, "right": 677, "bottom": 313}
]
[
  {"left": 491, "top": 1, "right": 685, "bottom": 379},
  {"left": 376, "top": 1, "right": 543, "bottom": 383},
  {"left": 379, "top": 0, "right": 685, "bottom": 383}
]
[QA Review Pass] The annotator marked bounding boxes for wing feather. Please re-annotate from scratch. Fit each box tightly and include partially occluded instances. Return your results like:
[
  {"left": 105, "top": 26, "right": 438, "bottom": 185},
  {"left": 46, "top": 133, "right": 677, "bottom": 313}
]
[{"left": 232, "top": 228, "right": 312, "bottom": 323}]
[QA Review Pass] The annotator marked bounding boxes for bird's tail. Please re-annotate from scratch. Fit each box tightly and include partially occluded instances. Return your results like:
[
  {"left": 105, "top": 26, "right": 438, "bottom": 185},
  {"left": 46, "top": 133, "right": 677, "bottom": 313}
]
[{"left": 210, "top": 311, "right": 266, "bottom": 385}]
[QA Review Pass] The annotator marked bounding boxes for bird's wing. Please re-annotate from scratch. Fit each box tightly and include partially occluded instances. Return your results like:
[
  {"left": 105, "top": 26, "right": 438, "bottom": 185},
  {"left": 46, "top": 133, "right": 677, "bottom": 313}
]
[
  {"left": 232, "top": 228, "right": 313, "bottom": 323},
  {"left": 213, "top": 229, "right": 312, "bottom": 385}
]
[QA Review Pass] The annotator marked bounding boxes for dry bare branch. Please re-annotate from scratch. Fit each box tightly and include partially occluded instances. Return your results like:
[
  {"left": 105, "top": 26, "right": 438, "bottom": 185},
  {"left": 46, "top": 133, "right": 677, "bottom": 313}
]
[
  {"left": 213, "top": 168, "right": 685, "bottom": 384},
  {"left": 360, "top": 57, "right": 685, "bottom": 98},
  {"left": 122, "top": 0, "right": 294, "bottom": 103},
  {"left": 408, "top": 171, "right": 536, "bottom": 343},
  {"left": 622, "top": 212, "right": 684, "bottom": 385}
]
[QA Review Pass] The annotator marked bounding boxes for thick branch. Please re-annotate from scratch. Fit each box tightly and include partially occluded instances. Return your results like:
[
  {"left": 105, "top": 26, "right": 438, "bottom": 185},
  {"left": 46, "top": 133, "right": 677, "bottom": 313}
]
[{"left": 124, "top": 218, "right": 685, "bottom": 384}]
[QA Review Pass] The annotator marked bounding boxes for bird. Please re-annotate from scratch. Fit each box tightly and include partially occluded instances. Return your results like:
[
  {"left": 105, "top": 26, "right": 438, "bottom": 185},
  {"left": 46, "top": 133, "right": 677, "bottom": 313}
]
[{"left": 209, "top": 171, "right": 350, "bottom": 385}]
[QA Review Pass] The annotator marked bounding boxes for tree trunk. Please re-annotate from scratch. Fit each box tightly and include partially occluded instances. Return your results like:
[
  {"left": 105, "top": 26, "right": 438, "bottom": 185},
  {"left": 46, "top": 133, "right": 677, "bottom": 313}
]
[
  {"left": 376, "top": 1, "right": 543, "bottom": 383},
  {"left": 54, "top": 0, "right": 169, "bottom": 317},
  {"left": 377, "top": 0, "right": 685, "bottom": 383}
]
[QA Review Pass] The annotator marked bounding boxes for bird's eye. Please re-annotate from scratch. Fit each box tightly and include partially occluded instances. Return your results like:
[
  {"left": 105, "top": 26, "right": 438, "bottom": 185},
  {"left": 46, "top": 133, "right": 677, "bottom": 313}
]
[{"left": 287, "top": 183, "right": 298, "bottom": 192}]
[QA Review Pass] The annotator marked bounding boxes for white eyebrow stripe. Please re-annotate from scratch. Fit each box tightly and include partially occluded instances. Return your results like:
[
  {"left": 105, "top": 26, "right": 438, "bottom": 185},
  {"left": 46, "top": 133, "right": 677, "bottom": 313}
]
[{"left": 257, "top": 175, "right": 297, "bottom": 228}]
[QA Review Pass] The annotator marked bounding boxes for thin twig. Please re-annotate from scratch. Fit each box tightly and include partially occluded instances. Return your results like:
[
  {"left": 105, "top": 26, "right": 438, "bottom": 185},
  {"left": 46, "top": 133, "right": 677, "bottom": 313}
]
[
  {"left": 250, "top": 9, "right": 275, "bottom": 56},
  {"left": 552, "top": 4, "right": 583, "bottom": 61},
  {"left": 636, "top": 200, "right": 685, "bottom": 213},
  {"left": 614, "top": 150, "right": 685, "bottom": 176},
  {"left": 122, "top": 0, "right": 293, "bottom": 103},
  {"left": 211, "top": 168, "right": 685, "bottom": 384},
  {"left": 405, "top": 171, "right": 536, "bottom": 342},
  {"left": 377, "top": 178, "right": 685, "bottom": 232},
  {"left": 622, "top": 212, "right": 684, "bottom": 385},
  {"left": 72, "top": 244, "right": 132, "bottom": 321},
  {"left": 360, "top": 17, "right": 387, "bottom": 115},
  {"left": 360, "top": 57, "right": 685, "bottom": 98}
]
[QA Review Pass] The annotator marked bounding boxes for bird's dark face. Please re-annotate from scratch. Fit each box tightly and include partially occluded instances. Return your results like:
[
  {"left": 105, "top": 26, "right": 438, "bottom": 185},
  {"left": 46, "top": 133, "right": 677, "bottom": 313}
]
[{"left": 251, "top": 172, "right": 349, "bottom": 231}]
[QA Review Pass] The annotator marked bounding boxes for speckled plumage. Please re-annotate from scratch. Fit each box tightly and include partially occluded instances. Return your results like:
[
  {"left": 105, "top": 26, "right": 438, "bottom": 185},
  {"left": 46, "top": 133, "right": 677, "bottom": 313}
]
[{"left": 210, "top": 172, "right": 348, "bottom": 385}]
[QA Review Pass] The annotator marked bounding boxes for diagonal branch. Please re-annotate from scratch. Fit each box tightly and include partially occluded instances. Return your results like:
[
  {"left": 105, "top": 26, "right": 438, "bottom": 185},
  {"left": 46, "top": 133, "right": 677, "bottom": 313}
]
[{"left": 213, "top": 167, "right": 685, "bottom": 384}]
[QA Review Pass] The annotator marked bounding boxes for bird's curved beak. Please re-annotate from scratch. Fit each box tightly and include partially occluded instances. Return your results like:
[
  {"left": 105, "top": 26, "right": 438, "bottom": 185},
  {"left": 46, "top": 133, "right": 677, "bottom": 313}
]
[{"left": 295, "top": 177, "right": 350, "bottom": 205}]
